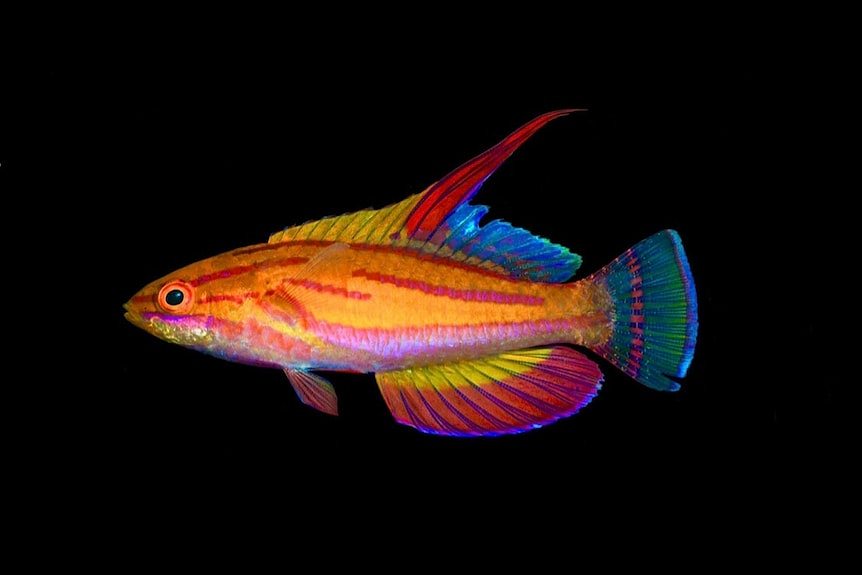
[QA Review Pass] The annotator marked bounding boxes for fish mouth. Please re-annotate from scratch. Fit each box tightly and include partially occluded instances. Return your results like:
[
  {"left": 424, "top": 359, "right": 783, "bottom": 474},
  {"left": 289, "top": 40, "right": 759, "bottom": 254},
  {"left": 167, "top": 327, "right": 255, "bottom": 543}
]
[{"left": 123, "top": 301, "right": 146, "bottom": 328}]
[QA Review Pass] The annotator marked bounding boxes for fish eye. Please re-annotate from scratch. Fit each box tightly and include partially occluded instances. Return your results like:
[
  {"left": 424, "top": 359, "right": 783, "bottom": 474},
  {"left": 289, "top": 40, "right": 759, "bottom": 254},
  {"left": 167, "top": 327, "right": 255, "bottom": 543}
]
[
  {"left": 165, "top": 289, "right": 184, "bottom": 306},
  {"left": 157, "top": 281, "right": 194, "bottom": 312}
]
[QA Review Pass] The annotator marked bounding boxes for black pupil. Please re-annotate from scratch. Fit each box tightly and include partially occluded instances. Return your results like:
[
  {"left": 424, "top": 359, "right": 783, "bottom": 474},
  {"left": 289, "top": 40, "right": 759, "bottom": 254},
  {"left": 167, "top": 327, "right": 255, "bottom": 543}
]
[{"left": 165, "top": 289, "right": 185, "bottom": 306}]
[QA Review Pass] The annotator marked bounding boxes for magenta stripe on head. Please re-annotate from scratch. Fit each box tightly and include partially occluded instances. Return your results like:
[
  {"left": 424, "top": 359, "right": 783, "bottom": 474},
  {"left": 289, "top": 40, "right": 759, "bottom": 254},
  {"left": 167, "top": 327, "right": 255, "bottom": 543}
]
[
  {"left": 197, "top": 292, "right": 261, "bottom": 304},
  {"left": 140, "top": 312, "right": 214, "bottom": 328},
  {"left": 189, "top": 265, "right": 256, "bottom": 287},
  {"left": 188, "top": 257, "right": 309, "bottom": 287}
]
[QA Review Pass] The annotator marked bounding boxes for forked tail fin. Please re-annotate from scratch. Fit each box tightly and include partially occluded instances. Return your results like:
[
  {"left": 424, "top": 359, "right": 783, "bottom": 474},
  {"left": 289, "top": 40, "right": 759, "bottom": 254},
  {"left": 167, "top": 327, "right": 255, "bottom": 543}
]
[{"left": 589, "top": 230, "right": 698, "bottom": 391}]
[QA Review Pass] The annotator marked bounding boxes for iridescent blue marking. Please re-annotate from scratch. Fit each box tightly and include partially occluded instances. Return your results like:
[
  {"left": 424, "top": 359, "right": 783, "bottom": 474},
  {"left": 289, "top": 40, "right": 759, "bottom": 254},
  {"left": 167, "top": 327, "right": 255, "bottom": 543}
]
[{"left": 435, "top": 203, "right": 581, "bottom": 282}]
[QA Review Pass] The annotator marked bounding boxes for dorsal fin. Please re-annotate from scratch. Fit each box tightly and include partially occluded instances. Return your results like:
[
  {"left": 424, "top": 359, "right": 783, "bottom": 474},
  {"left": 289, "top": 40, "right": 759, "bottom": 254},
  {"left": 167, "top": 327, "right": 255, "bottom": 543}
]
[
  {"left": 267, "top": 192, "right": 423, "bottom": 245},
  {"left": 403, "top": 109, "right": 581, "bottom": 241},
  {"left": 268, "top": 110, "right": 584, "bottom": 282}
]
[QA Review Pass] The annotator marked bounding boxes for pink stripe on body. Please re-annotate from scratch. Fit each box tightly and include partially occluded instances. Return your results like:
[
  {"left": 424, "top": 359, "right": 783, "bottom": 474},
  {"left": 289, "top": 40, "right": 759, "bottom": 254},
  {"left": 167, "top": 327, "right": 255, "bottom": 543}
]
[{"left": 352, "top": 269, "right": 543, "bottom": 306}]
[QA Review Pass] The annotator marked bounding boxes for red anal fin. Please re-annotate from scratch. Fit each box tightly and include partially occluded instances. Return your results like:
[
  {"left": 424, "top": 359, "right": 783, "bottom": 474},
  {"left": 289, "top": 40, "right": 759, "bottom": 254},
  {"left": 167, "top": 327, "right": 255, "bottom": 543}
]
[
  {"left": 375, "top": 346, "right": 603, "bottom": 436},
  {"left": 404, "top": 109, "right": 583, "bottom": 240}
]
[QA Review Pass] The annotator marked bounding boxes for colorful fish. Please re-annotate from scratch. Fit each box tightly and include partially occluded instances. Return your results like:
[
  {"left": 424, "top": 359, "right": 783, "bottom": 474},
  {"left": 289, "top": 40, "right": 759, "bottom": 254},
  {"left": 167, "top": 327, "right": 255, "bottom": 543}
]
[{"left": 125, "top": 110, "right": 698, "bottom": 436}]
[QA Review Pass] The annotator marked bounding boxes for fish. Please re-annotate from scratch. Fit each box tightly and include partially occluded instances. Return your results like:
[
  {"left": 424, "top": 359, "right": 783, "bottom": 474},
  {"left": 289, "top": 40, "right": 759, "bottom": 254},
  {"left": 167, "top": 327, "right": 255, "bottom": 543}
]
[{"left": 125, "top": 110, "right": 698, "bottom": 436}]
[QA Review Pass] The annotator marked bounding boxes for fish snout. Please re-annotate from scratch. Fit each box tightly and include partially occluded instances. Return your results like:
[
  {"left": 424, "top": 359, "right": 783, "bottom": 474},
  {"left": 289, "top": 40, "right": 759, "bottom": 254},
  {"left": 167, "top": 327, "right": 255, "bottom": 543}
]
[
  {"left": 123, "top": 291, "right": 156, "bottom": 330},
  {"left": 123, "top": 299, "right": 146, "bottom": 329}
]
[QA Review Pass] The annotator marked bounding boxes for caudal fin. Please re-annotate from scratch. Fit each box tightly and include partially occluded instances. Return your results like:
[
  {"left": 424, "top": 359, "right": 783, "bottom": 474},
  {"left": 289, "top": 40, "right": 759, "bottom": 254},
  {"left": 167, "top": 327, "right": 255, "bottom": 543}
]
[{"left": 589, "top": 230, "right": 698, "bottom": 391}]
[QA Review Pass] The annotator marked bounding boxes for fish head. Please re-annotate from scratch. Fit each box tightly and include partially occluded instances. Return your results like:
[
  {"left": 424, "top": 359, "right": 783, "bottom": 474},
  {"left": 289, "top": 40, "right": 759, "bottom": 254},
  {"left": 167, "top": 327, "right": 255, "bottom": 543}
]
[
  {"left": 124, "top": 268, "right": 217, "bottom": 350},
  {"left": 124, "top": 253, "right": 249, "bottom": 351},
  {"left": 125, "top": 246, "right": 315, "bottom": 368}
]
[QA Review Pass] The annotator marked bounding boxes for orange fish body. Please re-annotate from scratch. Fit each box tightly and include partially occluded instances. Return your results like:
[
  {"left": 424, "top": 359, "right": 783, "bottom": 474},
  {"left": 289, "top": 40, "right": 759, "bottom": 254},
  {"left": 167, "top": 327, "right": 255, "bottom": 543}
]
[
  {"left": 126, "top": 111, "right": 698, "bottom": 436},
  {"left": 128, "top": 239, "right": 612, "bottom": 371}
]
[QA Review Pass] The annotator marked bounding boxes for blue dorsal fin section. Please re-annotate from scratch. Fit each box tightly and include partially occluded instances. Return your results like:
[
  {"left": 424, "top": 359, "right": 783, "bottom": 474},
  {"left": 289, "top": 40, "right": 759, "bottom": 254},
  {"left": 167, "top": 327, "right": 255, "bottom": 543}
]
[{"left": 431, "top": 202, "right": 581, "bottom": 283}]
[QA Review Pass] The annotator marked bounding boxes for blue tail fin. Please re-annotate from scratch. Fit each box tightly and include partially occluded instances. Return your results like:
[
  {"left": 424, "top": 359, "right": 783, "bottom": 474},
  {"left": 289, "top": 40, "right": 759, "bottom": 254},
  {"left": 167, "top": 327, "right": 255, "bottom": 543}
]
[{"left": 589, "top": 230, "right": 698, "bottom": 391}]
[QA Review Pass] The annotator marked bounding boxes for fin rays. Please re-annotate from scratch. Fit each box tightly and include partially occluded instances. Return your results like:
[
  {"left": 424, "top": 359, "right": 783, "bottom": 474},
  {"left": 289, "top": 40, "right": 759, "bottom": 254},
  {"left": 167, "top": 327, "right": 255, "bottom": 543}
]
[
  {"left": 268, "top": 110, "right": 583, "bottom": 283},
  {"left": 375, "top": 346, "right": 603, "bottom": 436}
]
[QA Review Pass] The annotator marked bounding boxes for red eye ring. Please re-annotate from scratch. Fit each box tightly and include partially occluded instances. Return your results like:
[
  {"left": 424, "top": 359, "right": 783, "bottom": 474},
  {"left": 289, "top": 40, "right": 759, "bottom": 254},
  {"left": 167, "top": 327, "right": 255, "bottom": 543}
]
[{"left": 157, "top": 281, "right": 194, "bottom": 313}]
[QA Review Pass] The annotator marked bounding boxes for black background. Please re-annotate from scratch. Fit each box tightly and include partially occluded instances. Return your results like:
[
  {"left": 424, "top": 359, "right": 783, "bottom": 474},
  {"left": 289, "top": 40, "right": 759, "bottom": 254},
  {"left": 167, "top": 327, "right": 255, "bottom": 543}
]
[{"left": 9, "top": 36, "right": 838, "bottom": 515}]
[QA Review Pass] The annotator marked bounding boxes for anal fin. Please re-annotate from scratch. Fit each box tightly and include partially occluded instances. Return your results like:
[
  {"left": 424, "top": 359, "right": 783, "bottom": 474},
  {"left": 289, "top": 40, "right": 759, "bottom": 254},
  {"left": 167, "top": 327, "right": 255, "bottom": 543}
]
[{"left": 375, "top": 346, "right": 602, "bottom": 436}]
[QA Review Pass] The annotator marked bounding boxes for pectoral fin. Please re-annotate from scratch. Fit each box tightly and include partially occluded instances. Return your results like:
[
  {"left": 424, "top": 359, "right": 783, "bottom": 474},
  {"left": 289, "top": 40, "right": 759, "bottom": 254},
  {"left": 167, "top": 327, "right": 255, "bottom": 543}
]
[
  {"left": 259, "top": 243, "right": 354, "bottom": 322},
  {"left": 375, "top": 346, "right": 603, "bottom": 436},
  {"left": 285, "top": 369, "right": 339, "bottom": 416}
]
